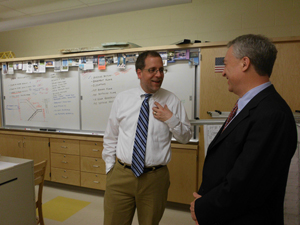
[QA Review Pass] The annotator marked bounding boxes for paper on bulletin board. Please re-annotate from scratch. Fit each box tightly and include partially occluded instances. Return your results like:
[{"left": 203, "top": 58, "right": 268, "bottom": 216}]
[
  {"left": 204, "top": 125, "right": 222, "bottom": 155},
  {"left": 98, "top": 55, "right": 106, "bottom": 70}
]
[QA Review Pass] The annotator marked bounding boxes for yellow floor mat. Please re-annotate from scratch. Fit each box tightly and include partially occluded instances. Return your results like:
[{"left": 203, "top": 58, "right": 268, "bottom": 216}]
[{"left": 42, "top": 196, "right": 91, "bottom": 222}]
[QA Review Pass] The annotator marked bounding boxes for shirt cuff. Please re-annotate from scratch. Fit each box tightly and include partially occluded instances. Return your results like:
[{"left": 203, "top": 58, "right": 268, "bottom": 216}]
[{"left": 164, "top": 114, "right": 180, "bottom": 129}]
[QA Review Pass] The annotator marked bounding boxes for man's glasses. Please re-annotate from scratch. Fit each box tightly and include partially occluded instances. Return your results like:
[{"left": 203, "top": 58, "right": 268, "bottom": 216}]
[{"left": 144, "top": 68, "right": 167, "bottom": 74}]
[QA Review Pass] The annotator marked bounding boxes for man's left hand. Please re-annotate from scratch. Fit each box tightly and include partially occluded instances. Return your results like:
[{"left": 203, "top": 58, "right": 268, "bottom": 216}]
[
  {"left": 190, "top": 192, "right": 202, "bottom": 224},
  {"left": 152, "top": 102, "right": 173, "bottom": 122}
]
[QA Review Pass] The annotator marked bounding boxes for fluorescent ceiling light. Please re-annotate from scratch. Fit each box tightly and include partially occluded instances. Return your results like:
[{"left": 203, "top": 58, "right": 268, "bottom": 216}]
[{"left": 0, "top": 0, "right": 191, "bottom": 32}]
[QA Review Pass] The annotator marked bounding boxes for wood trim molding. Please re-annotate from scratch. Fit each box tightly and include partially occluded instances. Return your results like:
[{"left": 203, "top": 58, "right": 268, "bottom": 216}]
[{"left": 1, "top": 36, "right": 299, "bottom": 63}]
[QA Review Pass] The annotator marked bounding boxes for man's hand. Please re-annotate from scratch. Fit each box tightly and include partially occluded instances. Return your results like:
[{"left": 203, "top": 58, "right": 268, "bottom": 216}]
[
  {"left": 152, "top": 102, "right": 173, "bottom": 122},
  {"left": 190, "top": 192, "right": 202, "bottom": 224}
]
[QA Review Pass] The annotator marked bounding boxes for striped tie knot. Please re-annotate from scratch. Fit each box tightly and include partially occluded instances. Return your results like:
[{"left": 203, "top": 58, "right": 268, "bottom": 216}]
[{"left": 144, "top": 93, "right": 152, "bottom": 102}]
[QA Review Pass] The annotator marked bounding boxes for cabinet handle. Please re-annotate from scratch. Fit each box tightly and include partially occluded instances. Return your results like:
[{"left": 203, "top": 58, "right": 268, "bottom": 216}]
[
  {"left": 61, "top": 161, "right": 68, "bottom": 164},
  {"left": 92, "top": 149, "right": 99, "bottom": 152},
  {"left": 62, "top": 176, "right": 68, "bottom": 179},
  {"left": 61, "top": 146, "right": 68, "bottom": 148},
  {"left": 93, "top": 181, "right": 99, "bottom": 184},
  {"left": 93, "top": 165, "right": 99, "bottom": 168},
  {"left": 18, "top": 141, "right": 21, "bottom": 148}
]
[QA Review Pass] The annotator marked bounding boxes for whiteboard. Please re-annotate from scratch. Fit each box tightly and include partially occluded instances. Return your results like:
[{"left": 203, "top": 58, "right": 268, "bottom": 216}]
[
  {"left": 80, "top": 61, "right": 195, "bottom": 132},
  {"left": 2, "top": 68, "right": 80, "bottom": 130},
  {"left": 1, "top": 60, "right": 196, "bottom": 133}
]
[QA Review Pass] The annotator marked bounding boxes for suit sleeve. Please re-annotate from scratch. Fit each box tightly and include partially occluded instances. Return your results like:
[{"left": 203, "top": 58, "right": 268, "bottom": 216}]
[{"left": 195, "top": 110, "right": 297, "bottom": 224}]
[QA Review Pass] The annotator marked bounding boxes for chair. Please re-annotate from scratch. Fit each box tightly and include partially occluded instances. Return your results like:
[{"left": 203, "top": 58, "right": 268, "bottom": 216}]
[{"left": 34, "top": 160, "right": 47, "bottom": 225}]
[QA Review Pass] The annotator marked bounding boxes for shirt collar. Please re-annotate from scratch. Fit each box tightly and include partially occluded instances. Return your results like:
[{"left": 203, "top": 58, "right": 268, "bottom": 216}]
[
  {"left": 237, "top": 81, "right": 272, "bottom": 113},
  {"left": 137, "top": 85, "right": 161, "bottom": 98}
]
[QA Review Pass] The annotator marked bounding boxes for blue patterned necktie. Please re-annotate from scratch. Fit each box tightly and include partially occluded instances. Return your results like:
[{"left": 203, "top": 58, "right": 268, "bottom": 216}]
[{"left": 132, "top": 94, "right": 152, "bottom": 177}]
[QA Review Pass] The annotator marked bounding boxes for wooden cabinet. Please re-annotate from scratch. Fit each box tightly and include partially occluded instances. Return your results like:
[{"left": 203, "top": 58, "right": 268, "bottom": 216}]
[
  {"left": 80, "top": 141, "right": 106, "bottom": 190},
  {"left": 50, "top": 138, "right": 80, "bottom": 155},
  {"left": 23, "top": 136, "right": 50, "bottom": 180},
  {"left": 0, "top": 134, "right": 50, "bottom": 180},
  {"left": 51, "top": 153, "right": 80, "bottom": 170},
  {"left": 50, "top": 139, "right": 106, "bottom": 189},
  {"left": 168, "top": 143, "right": 198, "bottom": 204},
  {"left": 81, "top": 157, "right": 105, "bottom": 173},
  {"left": 51, "top": 167, "right": 80, "bottom": 185},
  {"left": 50, "top": 138, "right": 80, "bottom": 185},
  {"left": 0, "top": 131, "right": 199, "bottom": 205},
  {"left": 0, "top": 135, "right": 24, "bottom": 158}
]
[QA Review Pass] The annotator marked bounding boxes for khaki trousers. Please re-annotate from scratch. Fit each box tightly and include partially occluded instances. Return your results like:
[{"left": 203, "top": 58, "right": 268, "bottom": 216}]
[{"left": 104, "top": 161, "right": 170, "bottom": 225}]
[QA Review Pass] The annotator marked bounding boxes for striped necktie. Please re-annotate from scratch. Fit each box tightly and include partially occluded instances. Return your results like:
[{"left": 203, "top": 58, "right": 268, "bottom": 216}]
[
  {"left": 132, "top": 94, "right": 152, "bottom": 177},
  {"left": 222, "top": 101, "right": 238, "bottom": 132}
]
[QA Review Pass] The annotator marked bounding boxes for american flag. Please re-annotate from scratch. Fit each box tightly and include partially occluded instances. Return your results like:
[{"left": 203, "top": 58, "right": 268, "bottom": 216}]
[{"left": 215, "top": 57, "right": 225, "bottom": 73}]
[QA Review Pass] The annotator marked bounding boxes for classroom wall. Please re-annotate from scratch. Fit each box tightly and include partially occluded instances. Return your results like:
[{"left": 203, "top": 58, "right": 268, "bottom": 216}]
[
  {"left": 199, "top": 41, "right": 300, "bottom": 119},
  {"left": 0, "top": 0, "right": 300, "bottom": 57}
]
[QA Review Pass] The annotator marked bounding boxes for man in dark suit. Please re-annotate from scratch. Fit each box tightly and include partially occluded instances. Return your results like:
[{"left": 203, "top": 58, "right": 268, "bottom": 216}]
[{"left": 190, "top": 34, "right": 298, "bottom": 225}]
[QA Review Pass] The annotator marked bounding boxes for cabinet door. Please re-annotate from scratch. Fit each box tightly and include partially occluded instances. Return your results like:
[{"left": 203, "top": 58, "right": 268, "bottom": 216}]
[
  {"left": 0, "top": 134, "right": 9, "bottom": 156},
  {"left": 81, "top": 156, "right": 105, "bottom": 173},
  {"left": 50, "top": 138, "right": 79, "bottom": 155},
  {"left": 167, "top": 147, "right": 198, "bottom": 204},
  {"left": 23, "top": 136, "right": 50, "bottom": 180},
  {"left": 81, "top": 172, "right": 106, "bottom": 190},
  {"left": 0, "top": 134, "right": 24, "bottom": 158},
  {"left": 80, "top": 141, "right": 103, "bottom": 157},
  {"left": 51, "top": 167, "right": 80, "bottom": 186},
  {"left": 51, "top": 153, "right": 80, "bottom": 170}
]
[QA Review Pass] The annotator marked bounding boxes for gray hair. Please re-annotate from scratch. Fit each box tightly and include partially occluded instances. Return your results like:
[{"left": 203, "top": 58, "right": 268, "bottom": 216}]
[{"left": 227, "top": 34, "right": 277, "bottom": 77}]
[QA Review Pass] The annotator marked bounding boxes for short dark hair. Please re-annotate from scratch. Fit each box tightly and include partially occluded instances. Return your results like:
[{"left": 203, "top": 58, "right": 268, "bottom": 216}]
[
  {"left": 135, "top": 51, "right": 162, "bottom": 72},
  {"left": 227, "top": 34, "right": 277, "bottom": 77}
]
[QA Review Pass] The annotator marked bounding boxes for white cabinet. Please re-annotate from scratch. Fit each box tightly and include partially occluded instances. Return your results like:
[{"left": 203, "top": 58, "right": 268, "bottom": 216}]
[{"left": 0, "top": 156, "right": 36, "bottom": 225}]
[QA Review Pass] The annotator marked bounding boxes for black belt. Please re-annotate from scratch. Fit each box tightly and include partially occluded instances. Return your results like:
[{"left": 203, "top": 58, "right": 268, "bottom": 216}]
[{"left": 118, "top": 160, "right": 164, "bottom": 173}]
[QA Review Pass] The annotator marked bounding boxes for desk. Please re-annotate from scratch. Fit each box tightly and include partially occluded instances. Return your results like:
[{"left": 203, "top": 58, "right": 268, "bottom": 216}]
[{"left": 0, "top": 156, "right": 36, "bottom": 225}]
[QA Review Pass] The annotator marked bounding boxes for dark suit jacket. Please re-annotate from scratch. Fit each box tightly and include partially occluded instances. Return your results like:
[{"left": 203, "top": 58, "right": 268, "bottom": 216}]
[{"left": 195, "top": 85, "right": 298, "bottom": 225}]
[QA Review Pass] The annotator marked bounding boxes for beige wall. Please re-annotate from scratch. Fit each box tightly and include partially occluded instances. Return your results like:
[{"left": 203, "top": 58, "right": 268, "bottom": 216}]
[{"left": 0, "top": 0, "right": 300, "bottom": 57}]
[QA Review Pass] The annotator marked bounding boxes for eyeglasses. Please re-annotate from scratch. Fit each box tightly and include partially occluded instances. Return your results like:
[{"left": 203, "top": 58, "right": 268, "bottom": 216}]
[{"left": 144, "top": 68, "right": 167, "bottom": 74}]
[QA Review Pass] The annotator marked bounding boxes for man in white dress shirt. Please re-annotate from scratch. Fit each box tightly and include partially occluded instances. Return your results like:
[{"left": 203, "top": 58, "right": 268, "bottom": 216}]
[{"left": 103, "top": 51, "right": 192, "bottom": 225}]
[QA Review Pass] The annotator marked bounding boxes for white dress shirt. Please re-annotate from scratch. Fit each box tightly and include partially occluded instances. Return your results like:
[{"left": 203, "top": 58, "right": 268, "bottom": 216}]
[{"left": 102, "top": 86, "right": 192, "bottom": 173}]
